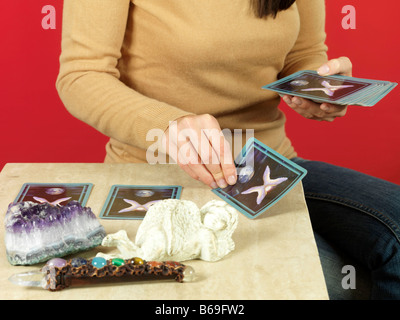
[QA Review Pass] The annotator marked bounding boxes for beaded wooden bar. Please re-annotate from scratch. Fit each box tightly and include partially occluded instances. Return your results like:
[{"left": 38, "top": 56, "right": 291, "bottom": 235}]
[{"left": 41, "top": 257, "right": 189, "bottom": 291}]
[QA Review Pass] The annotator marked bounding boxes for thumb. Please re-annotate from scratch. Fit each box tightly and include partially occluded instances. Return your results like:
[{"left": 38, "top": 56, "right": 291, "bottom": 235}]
[{"left": 317, "top": 57, "right": 352, "bottom": 77}]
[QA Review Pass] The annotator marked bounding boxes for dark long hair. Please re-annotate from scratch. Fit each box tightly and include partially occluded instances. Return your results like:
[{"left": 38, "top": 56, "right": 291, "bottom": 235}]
[{"left": 252, "top": 0, "right": 296, "bottom": 18}]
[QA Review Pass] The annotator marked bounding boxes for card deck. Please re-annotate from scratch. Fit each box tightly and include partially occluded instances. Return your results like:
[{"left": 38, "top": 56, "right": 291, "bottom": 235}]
[
  {"left": 212, "top": 138, "right": 307, "bottom": 219},
  {"left": 99, "top": 185, "right": 182, "bottom": 220},
  {"left": 14, "top": 183, "right": 93, "bottom": 206},
  {"left": 262, "top": 70, "right": 397, "bottom": 107}
]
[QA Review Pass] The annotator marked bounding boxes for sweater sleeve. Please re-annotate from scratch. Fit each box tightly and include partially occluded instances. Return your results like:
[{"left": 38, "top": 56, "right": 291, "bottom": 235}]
[
  {"left": 56, "top": 0, "right": 192, "bottom": 150},
  {"left": 278, "top": 0, "right": 328, "bottom": 78}
]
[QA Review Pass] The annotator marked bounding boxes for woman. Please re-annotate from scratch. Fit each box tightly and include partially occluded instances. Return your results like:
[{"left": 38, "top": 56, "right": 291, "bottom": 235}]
[{"left": 56, "top": 0, "right": 400, "bottom": 299}]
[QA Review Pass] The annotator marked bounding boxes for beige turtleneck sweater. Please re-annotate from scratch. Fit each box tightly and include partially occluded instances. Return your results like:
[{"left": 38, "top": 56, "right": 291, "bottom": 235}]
[{"left": 56, "top": 0, "right": 328, "bottom": 163}]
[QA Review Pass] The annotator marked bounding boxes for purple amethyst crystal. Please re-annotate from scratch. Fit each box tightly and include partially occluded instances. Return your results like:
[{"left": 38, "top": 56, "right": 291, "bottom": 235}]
[{"left": 5, "top": 201, "right": 106, "bottom": 265}]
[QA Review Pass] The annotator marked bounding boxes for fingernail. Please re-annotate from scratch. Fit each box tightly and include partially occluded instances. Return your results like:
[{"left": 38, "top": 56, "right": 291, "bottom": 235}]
[
  {"left": 217, "top": 179, "right": 228, "bottom": 188},
  {"left": 227, "top": 175, "right": 236, "bottom": 185},
  {"left": 321, "top": 104, "right": 330, "bottom": 111},
  {"left": 317, "top": 65, "right": 330, "bottom": 76},
  {"left": 210, "top": 182, "right": 218, "bottom": 189},
  {"left": 293, "top": 98, "right": 302, "bottom": 105},
  {"left": 283, "top": 96, "right": 291, "bottom": 104}
]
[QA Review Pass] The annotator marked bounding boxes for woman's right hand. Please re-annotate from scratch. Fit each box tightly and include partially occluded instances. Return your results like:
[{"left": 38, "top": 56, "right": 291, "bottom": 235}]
[{"left": 162, "top": 114, "right": 237, "bottom": 189}]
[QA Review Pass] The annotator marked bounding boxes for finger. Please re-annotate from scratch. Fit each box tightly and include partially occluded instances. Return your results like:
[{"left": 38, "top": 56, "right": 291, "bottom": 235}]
[
  {"left": 197, "top": 129, "right": 228, "bottom": 188},
  {"left": 187, "top": 162, "right": 218, "bottom": 188},
  {"left": 291, "top": 97, "right": 324, "bottom": 117},
  {"left": 181, "top": 162, "right": 218, "bottom": 188},
  {"left": 284, "top": 95, "right": 315, "bottom": 112},
  {"left": 174, "top": 114, "right": 233, "bottom": 188},
  {"left": 317, "top": 57, "right": 352, "bottom": 77},
  {"left": 205, "top": 130, "right": 237, "bottom": 186},
  {"left": 315, "top": 117, "right": 336, "bottom": 122},
  {"left": 282, "top": 95, "right": 293, "bottom": 103},
  {"left": 179, "top": 126, "right": 227, "bottom": 188},
  {"left": 282, "top": 95, "right": 299, "bottom": 108},
  {"left": 288, "top": 97, "right": 345, "bottom": 121},
  {"left": 320, "top": 103, "right": 348, "bottom": 117},
  {"left": 290, "top": 98, "right": 313, "bottom": 118},
  {"left": 284, "top": 95, "right": 314, "bottom": 119},
  {"left": 178, "top": 161, "right": 199, "bottom": 180},
  {"left": 176, "top": 140, "right": 217, "bottom": 188},
  {"left": 291, "top": 96, "right": 308, "bottom": 109}
]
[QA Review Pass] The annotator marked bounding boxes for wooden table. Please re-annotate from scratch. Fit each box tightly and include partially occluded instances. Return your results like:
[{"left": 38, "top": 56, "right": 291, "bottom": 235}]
[{"left": 0, "top": 163, "right": 328, "bottom": 300}]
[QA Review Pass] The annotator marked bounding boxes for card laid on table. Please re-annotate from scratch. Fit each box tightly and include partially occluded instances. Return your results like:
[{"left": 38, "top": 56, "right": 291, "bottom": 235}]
[
  {"left": 212, "top": 138, "right": 307, "bottom": 219},
  {"left": 262, "top": 70, "right": 397, "bottom": 107},
  {"left": 99, "top": 185, "right": 182, "bottom": 220},
  {"left": 14, "top": 183, "right": 93, "bottom": 206}
]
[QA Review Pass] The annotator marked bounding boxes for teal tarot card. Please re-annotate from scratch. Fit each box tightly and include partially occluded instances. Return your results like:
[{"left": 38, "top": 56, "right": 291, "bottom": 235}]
[
  {"left": 212, "top": 138, "right": 307, "bottom": 219},
  {"left": 14, "top": 182, "right": 93, "bottom": 206},
  {"left": 99, "top": 185, "right": 182, "bottom": 220}
]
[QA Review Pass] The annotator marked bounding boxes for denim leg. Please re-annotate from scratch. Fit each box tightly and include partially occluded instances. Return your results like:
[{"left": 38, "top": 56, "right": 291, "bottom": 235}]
[
  {"left": 313, "top": 232, "right": 371, "bottom": 300},
  {"left": 292, "top": 158, "right": 400, "bottom": 300}
]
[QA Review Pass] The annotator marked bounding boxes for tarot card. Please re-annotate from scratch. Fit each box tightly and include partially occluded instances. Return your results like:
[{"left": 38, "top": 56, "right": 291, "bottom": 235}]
[
  {"left": 212, "top": 138, "right": 307, "bottom": 219},
  {"left": 14, "top": 183, "right": 93, "bottom": 206},
  {"left": 262, "top": 70, "right": 397, "bottom": 106},
  {"left": 99, "top": 185, "right": 182, "bottom": 220}
]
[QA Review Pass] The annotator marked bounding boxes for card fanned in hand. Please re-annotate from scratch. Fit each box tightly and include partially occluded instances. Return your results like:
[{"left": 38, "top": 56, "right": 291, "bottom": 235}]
[{"left": 262, "top": 70, "right": 397, "bottom": 107}]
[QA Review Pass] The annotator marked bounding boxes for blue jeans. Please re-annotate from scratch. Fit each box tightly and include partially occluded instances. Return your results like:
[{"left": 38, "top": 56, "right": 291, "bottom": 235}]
[{"left": 291, "top": 158, "right": 400, "bottom": 300}]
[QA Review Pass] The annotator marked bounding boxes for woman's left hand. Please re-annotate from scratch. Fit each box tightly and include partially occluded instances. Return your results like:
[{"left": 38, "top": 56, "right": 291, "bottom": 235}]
[{"left": 282, "top": 57, "right": 352, "bottom": 122}]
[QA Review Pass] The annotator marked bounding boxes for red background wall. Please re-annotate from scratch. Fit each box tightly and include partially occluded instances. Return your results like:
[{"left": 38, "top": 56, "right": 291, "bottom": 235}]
[{"left": 1, "top": 1, "right": 399, "bottom": 184}]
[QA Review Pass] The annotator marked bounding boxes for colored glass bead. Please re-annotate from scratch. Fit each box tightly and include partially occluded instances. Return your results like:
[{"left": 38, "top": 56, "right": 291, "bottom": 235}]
[
  {"left": 147, "top": 261, "right": 162, "bottom": 268},
  {"left": 71, "top": 257, "right": 87, "bottom": 268},
  {"left": 133, "top": 257, "right": 144, "bottom": 265},
  {"left": 91, "top": 257, "right": 107, "bottom": 268},
  {"left": 111, "top": 258, "right": 125, "bottom": 266},
  {"left": 46, "top": 258, "right": 67, "bottom": 268}
]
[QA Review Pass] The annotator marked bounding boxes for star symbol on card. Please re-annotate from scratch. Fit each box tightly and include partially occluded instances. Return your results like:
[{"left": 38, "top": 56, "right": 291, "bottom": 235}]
[
  {"left": 118, "top": 199, "right": 161, "bottom": 213},
  {"left": 301, "top": 80, "right": 354, "bottom": 96},
  {"left": 33, "top": 196, "right": 72, "bottom": 206},
  {"left": 241, "top": 166, "right": 288, "bottom": 205}
]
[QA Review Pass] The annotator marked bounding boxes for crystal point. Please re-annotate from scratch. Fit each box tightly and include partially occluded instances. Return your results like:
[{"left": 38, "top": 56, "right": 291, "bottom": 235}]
[{"left": 8, "top": 270, "right": 46, "bottom": 288}]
